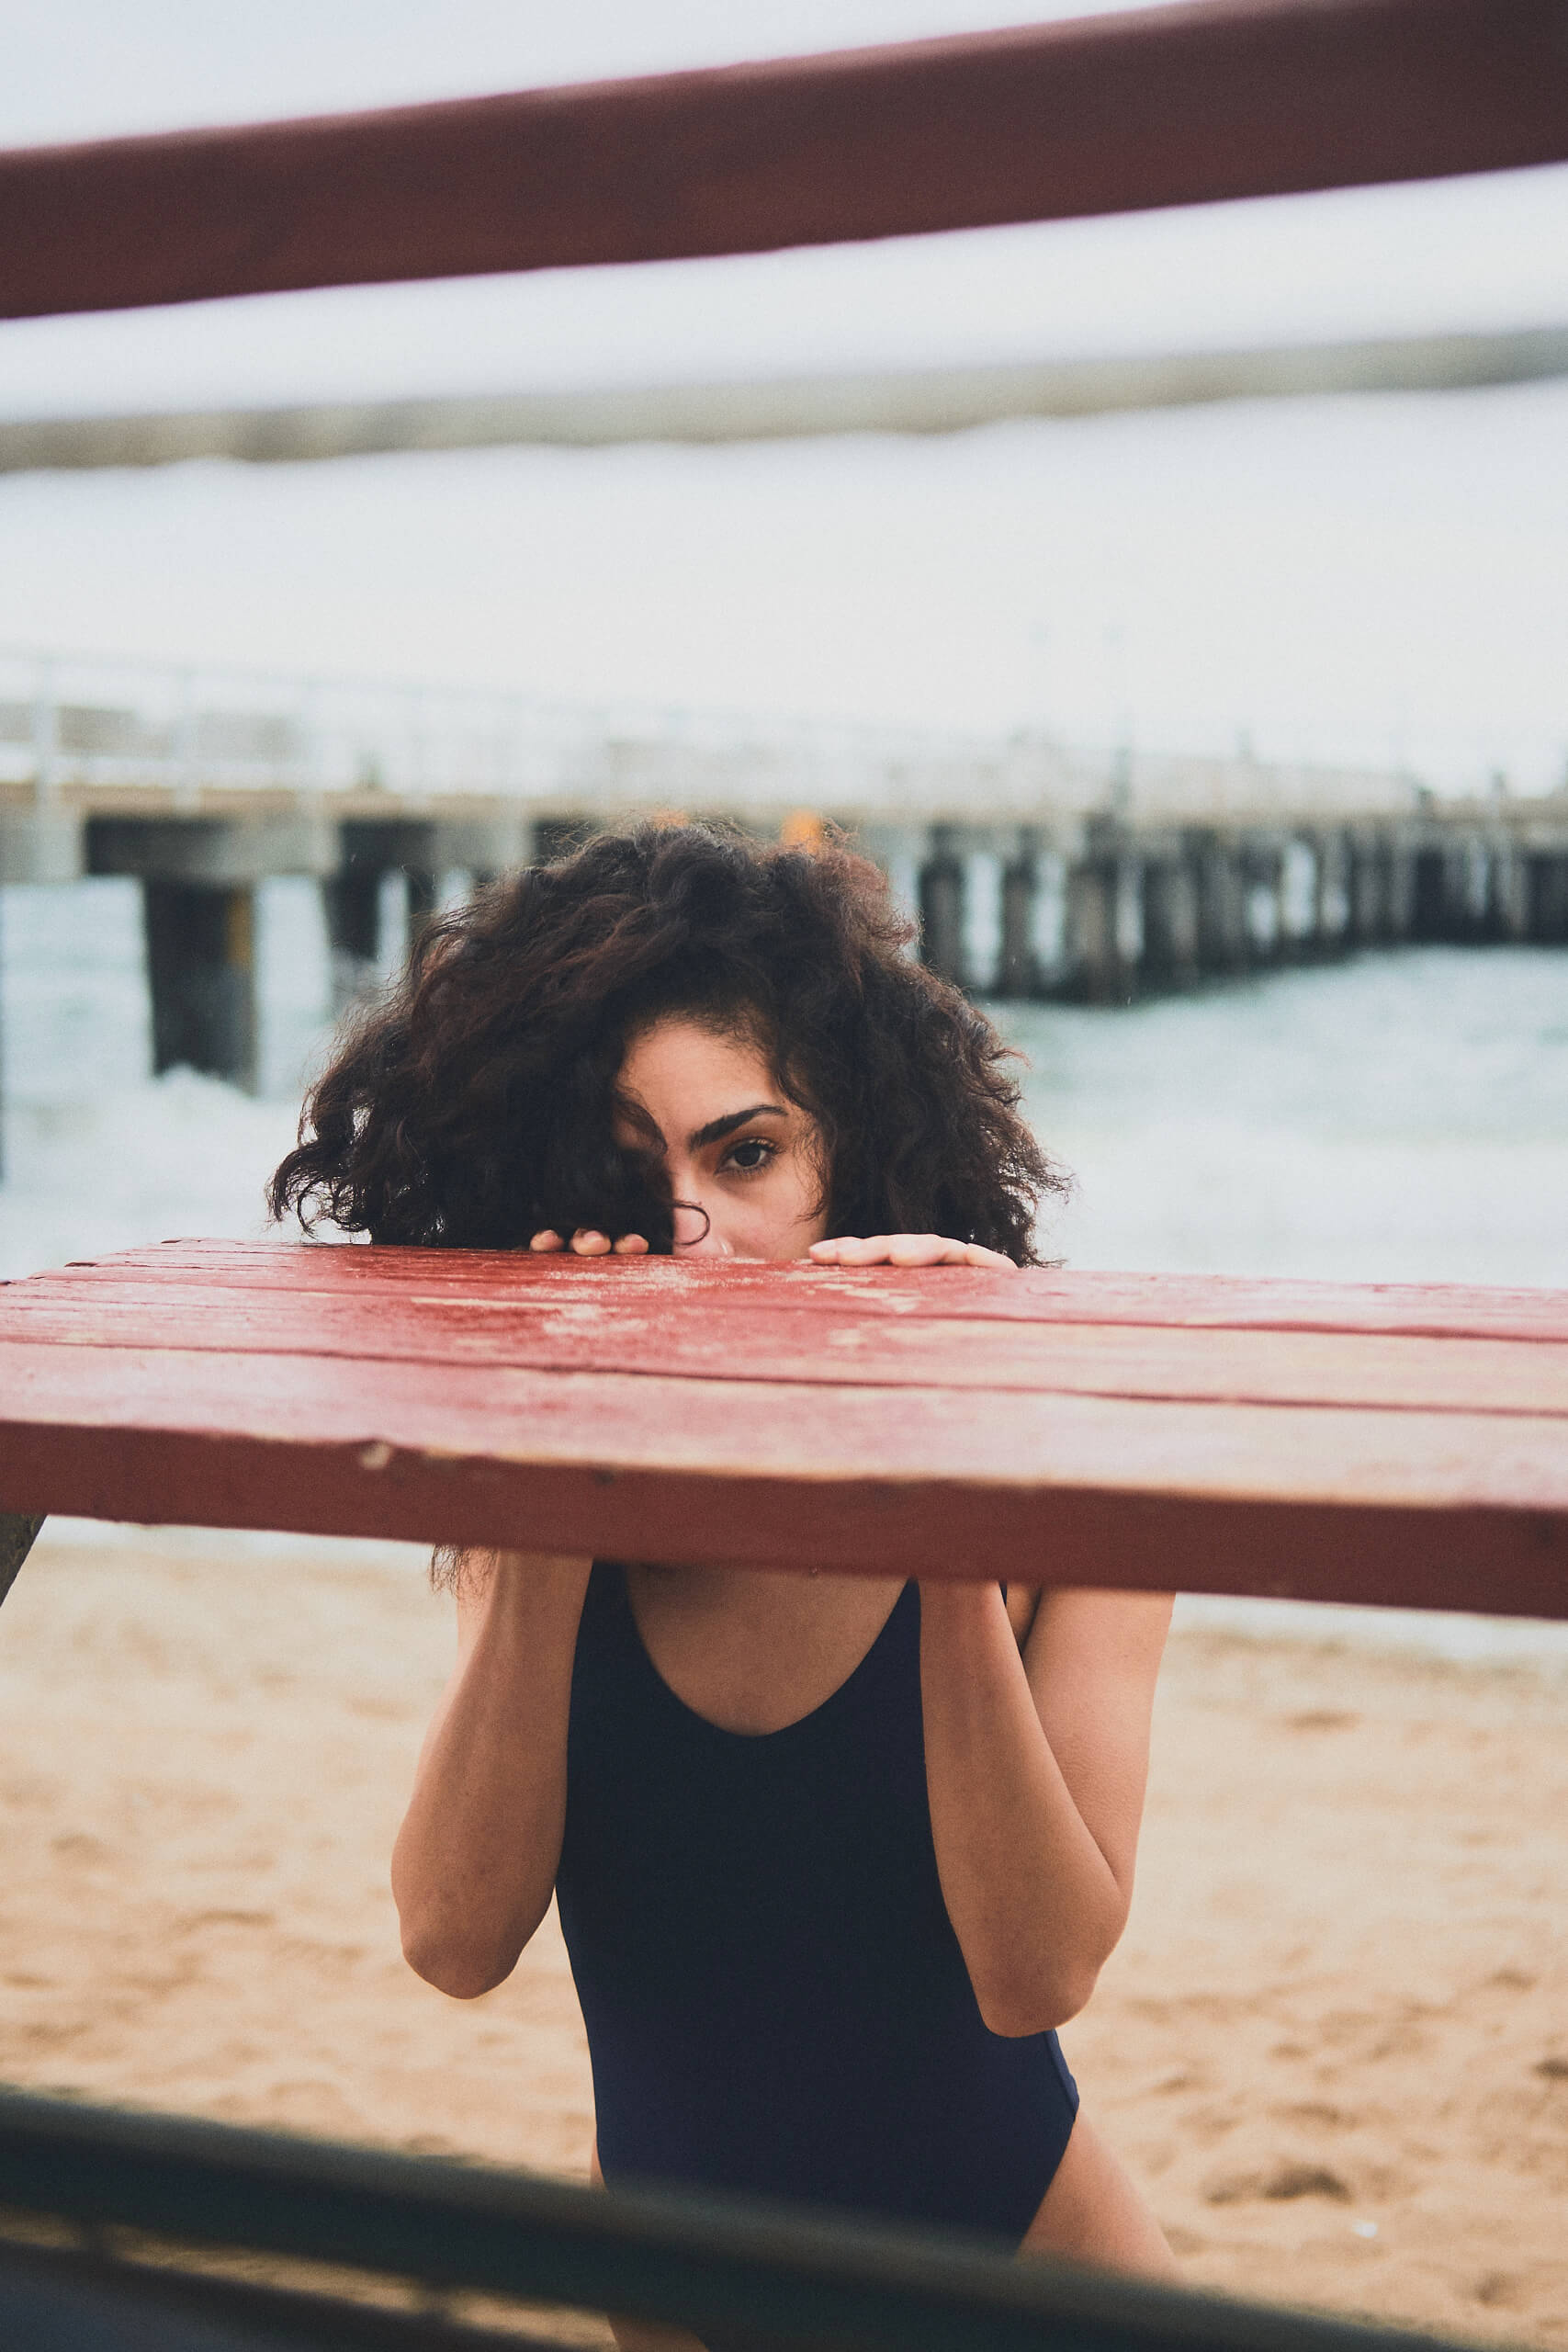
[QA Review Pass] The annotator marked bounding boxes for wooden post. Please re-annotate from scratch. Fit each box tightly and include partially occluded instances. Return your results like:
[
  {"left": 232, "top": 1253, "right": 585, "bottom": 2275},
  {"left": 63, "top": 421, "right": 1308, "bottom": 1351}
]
[
  {"left": 322, "top": 863, "right": 381, "bottom": 1013},
  {"left": 1142, "top": 856, "right": 1200, "bottom": 989},
  {"left": 405, "top": 863, "right": 438, "bottom": 950},
  {"left": 997, "top": 842, "right": 1069, "bottom": 998},
  {"left": 1279, "top": 837, "right": 1318, "bottom": 956},
  {"left": 328, "top": 819, "right": 440, "bottom": 1008},
  {"left": 1490, "top": 842, "right": 1531, "bottom": 941},
  {"left": 918, "top": 832, "right": 964, "bottom": 983},
  {"left": 1385, "top": 841, "right": 1416, "bottom": 942},
  {"left": 1460, "top": 834, "right": 1491, "bottom": 938},
  {"left": 1066, "top": 845, "right": 1139, "bottom": 1003},
  {"left": 1241, "top": 840, "right": 1283, "bottom": 962},
  {"left": 1529, "top": 852, "right": 1568, "bottom": 944},
  {"left": 1412, "top": 845, "right": 1443, "bottom": 941},
  {"left": 143, "top": 880, "right": 258, "bottom": 1090},
  {"left": 998, "top": 854, "right": 1033, "bottom": 998},
  {"left": 1348, "top": 834, "right": 1388, "bottom": 944},
  {"left": 1194, "top": 835, "right": 1247, "bottom": 974},
  {"left": 1314, "top": 830, "right": 1352, "bottom": 952}
]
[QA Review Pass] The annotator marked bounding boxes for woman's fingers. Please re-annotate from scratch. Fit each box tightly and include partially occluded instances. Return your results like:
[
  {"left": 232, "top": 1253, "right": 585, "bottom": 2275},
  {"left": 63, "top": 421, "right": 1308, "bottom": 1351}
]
[
  {"left": 539, "top": 1229, "right": 1010, "bottom": 1266},
  {"left": 888, "top": 1234, "right": 966, "bottom": 1266},
  {"left": 810, "top": 1235, "right": 895, "bottom": 1264},
  {"left": 809, "top": 1233, "right": 1020, "bottom": 1269},
  {"left": 528, "top": 1228, "right": 649, "bottom": 1257},
  {"left": 960, "top": 1240, "right": 1020, "bottom": 1271},
  {"left": 809, "top": 1234, "right": 890, "bottom": 1264}
]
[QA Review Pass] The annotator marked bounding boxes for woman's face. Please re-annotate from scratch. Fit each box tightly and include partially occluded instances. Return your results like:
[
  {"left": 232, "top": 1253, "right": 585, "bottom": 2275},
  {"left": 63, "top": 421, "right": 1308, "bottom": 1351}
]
[{"left": 615, "top": 1015, "right": 829, "bottom": 1261}]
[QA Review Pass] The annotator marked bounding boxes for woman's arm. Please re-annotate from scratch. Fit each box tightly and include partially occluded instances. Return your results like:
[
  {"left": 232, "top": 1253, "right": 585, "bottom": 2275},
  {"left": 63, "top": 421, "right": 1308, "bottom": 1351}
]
[
  {"left": 391, "top": 1550, "right": 592, "bottom": 1999},
  {"left": 919, "top": 1581, "right": 1172, "bottom": 2037}
]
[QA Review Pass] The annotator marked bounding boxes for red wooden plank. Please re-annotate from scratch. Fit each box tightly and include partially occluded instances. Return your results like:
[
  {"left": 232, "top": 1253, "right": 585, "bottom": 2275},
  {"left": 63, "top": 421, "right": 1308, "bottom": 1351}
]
[
  {"left": 8, "top": 1246, "right": 1566, "bottom": 1614},
  {"left": 3, "top": 0, "right": 1565, "bottom": 322},
  {"left": 6, "top": 1336, "right": 1568, "bottom": 1510},
  {"left": 1, "top": 1343, "right": 1564, "bottom": 1613},
  {"left": 18, "top": 1242, "right": 1568, "bottom": 1345},
  {"left": 6, "top": 1280, "right": 1568, "bottom": 1417}
]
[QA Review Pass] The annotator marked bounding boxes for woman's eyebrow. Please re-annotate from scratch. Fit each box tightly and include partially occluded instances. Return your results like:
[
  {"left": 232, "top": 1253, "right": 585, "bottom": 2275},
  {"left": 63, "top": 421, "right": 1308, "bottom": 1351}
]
[{"left": 687, "top": 1103, "right": 788, "bottom": 1150}]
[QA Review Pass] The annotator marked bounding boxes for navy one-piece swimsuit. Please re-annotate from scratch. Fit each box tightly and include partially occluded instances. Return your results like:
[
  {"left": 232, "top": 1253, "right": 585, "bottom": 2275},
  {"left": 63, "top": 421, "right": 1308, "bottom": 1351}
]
[{"left": 555, "top": 1566, "right": 1078, "bottom": 2246}]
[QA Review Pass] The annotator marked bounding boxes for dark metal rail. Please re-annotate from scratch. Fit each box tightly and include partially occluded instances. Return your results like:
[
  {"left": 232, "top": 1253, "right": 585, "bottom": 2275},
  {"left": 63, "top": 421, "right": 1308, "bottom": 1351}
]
[
  {"left": 0, "top": 2236, "right": 571, "bottom": 2352},
  {"left": 3, "top": 0, "right": 1567, "bottom": 321},
  {"left": 0, "top": 2089, "right": 1488, "bottom": 2352}
]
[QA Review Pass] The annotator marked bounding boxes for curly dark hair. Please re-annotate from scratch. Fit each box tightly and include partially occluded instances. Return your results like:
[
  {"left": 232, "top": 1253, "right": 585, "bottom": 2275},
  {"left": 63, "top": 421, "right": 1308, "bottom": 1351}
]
[{"left": 269, "top": 821, "right": 1064, "bottom": 1264}]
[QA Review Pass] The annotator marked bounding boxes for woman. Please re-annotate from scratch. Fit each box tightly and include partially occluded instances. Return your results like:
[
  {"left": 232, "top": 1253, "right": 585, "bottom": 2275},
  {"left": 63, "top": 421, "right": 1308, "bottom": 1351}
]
[{"left": 271, "top": 822, "right": 1177, "bottom": 2318}]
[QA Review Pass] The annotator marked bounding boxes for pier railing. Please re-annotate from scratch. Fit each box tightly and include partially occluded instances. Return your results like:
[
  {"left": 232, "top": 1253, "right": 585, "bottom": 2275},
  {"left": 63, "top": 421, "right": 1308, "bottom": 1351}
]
[
  {"left": 3, "top": 642, "right": 1452, "bottom": 820},
  {"left": 2, "top": 643, "right": 1012, "bottom": 811}
]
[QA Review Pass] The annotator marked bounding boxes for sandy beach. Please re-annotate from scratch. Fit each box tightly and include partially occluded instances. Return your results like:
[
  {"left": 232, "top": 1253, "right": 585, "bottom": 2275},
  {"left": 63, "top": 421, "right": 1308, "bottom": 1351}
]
[{"left": 1, "top": 1523, "right": 1564, "bottom": 2346}]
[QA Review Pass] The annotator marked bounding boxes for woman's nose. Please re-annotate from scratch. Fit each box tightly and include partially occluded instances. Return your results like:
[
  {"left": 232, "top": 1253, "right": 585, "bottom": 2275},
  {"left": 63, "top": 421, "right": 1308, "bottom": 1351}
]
[{"left": 672, "top": 1199, "right": 732, "bottom": 1256}]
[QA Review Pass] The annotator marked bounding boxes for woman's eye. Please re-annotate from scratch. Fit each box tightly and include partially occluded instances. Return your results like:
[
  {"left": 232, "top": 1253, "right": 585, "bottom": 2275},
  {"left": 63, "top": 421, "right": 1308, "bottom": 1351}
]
[{"left": 724, "top": 1138, "right": 775, "bottom": 1174}]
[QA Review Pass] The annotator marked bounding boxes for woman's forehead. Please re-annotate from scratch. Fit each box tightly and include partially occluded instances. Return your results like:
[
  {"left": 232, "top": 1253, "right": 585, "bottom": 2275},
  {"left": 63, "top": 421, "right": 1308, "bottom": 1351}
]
[{"left": 616, "top": 1015, "right": 779, "bottom": 1119}]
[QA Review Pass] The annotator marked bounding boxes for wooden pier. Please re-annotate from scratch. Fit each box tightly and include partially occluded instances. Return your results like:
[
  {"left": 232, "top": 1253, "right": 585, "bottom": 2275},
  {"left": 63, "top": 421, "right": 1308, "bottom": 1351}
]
[{"left": 3, "top": 652, "right": 1565, "bottom": 1104}]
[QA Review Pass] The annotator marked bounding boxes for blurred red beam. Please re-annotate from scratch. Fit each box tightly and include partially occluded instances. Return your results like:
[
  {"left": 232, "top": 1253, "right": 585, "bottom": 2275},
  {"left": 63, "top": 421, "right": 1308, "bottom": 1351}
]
[{"left": 3, "top": 0, "right": 1568, "bottom": 322}]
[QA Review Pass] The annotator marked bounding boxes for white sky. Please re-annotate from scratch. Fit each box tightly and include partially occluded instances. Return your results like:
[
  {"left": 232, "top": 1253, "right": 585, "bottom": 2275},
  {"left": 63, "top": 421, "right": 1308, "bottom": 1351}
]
[{"left": 2, "top": 0, "right": 1566, "bottom": 787}]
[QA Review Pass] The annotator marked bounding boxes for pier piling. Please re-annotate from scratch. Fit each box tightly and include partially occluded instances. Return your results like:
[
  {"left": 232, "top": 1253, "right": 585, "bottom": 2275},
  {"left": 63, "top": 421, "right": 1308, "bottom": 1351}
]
[
  {"left": 326, "top": 820, "right": 439, "bottom": 1012},
  {"left": 144, "top": 880, "right": 256, "bottom": 1088},
  {"left": 918, "top": 834, "right": 964, "bottom": 985},
  {"left": 1142, "top": 855, "right": 1201, "bottom": 989},
  {"left": 1531, "top": 852, "right": 1568, "bottom": 944}
]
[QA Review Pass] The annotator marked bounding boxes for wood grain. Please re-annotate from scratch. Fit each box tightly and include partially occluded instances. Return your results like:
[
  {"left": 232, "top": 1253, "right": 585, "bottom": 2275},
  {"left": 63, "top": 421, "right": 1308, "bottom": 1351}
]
[
  {"left": 22, "top": 1242, "right": 1568, "bottom": 1342},
  {"left": 5, "top": 1280, "right": 1568, "bottom": 1416},
  {"left": 2, "top": 1343, "right": 1566, "bottom": 1613}
]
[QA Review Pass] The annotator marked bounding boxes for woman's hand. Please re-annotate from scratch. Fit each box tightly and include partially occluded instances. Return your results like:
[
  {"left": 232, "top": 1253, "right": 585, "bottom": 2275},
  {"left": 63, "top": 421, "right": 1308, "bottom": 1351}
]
[
  {"left": 526, "top": 1228, "right": 1018, "bottom": 1267},
  {"left": 529, "top": 1228, "right": 649, "bottom": 1256},
  {"left": 808, "top": 1234, "right": 1018, "bottom": 1270}
]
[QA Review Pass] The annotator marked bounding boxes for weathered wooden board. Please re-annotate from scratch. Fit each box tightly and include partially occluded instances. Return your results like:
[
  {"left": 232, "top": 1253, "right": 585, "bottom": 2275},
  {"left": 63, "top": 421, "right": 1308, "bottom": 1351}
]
[
  {"left": 31, "top": 1239, "right": 1568, "bottom": 1342},
  {"left": 5, "top": 0, "right": 1566, "bottom": 322},
  {"left": 6, "top": 1279, "right": 1568, "bottom": 1416},
  {"left": 1, "top": 1244, "right": 1565, "bottom": 1615}
]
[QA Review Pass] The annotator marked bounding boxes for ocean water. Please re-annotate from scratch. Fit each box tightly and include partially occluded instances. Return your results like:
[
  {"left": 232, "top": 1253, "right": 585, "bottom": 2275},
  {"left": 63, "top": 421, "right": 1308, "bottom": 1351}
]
[
  {"left": 0, "top": 877, "right": 319, "bottom": 1283},
  {"left": 4, "top": 876, "right": 1563, "bottom": 1287},
  {"left": 3, "top": 876, "right": 1565, "bottom": 1662},
  {"left": 1017, "top": 949, "right": 1568, "bottom": 1287}
]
